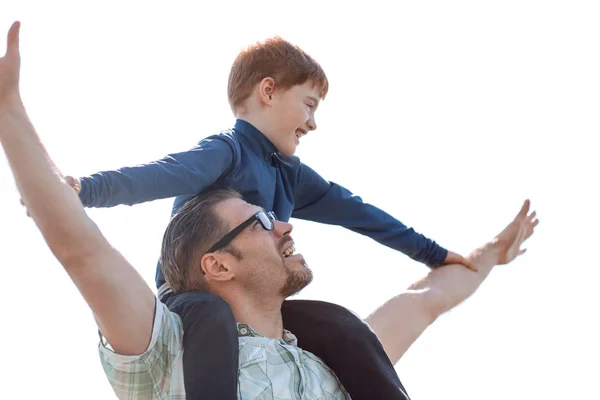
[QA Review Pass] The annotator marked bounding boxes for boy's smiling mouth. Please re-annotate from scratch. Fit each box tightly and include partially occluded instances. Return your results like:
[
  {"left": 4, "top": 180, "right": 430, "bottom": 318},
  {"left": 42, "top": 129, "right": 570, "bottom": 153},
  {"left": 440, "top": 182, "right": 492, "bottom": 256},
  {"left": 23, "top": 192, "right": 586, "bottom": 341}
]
[{"left": 295, "top": 128, "right": 307, "bottom": 140}]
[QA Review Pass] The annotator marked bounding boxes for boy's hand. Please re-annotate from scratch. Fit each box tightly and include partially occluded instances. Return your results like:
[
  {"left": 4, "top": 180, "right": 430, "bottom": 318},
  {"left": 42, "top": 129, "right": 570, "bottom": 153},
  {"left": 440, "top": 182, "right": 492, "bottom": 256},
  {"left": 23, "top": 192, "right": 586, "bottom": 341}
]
[
  {"left": 64, "top": 175, "right": 82, "bottom": 194},
  {"left": 444, "top": 250, "right": 478, "bottom": 271},
  {"left": 20, "top": 175, "right": 81, "bottom": 216}
]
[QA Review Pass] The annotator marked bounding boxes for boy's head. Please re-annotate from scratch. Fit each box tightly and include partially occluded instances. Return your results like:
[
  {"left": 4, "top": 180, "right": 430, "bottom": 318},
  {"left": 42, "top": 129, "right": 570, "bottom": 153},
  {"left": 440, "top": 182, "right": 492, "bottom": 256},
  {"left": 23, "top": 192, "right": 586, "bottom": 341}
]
[{"left": 228, "top": 37, "right": 329, "bottom": 156}]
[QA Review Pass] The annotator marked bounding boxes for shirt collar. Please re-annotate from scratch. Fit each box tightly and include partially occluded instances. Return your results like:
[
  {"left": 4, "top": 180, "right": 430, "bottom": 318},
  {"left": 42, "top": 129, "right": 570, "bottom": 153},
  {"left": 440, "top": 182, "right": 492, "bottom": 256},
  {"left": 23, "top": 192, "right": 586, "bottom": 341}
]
[
  {"left": 234, "top": 119, "right": 278, "bottom": 161},
  {"left": 237, "top": 323, "right": 298, "bottom": 346}
]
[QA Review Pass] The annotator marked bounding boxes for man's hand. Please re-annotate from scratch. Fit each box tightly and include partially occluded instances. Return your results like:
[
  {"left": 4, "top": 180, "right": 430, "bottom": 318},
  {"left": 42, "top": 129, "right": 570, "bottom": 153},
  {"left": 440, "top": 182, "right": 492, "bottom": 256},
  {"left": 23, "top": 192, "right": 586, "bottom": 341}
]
[
  {"left": 0, "top": 21, "right": 20, "bottom": 103},
  {"left": 492, "top": 199, "right": 538, "bottom": 265},
  {"left": 444, "top": 250, "right": 477, "bottom": 271},
  {"left": 441, "top": 200, "right": 538, "bottom": 271}
]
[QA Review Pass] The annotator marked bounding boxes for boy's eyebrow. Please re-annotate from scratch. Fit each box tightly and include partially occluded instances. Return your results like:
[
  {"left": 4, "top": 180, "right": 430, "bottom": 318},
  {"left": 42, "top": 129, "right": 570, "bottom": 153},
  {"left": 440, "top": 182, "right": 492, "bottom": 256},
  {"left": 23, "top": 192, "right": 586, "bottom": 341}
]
[{"left": 306, "top": 96, "right": 320, "bottom": 105}]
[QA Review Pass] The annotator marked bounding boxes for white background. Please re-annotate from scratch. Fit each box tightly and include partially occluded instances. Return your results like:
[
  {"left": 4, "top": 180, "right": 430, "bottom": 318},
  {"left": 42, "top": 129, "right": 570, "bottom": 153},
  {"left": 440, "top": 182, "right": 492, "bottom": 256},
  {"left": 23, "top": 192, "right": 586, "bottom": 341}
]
[{"left": 1, "top": 1, "right": 598, "bottom": 399}]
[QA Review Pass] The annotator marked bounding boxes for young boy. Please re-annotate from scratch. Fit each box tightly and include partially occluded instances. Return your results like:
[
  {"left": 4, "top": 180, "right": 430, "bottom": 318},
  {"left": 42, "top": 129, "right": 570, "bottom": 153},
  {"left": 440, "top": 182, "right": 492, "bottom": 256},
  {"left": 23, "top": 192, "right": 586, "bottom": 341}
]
[{"left": 69, "top": 37, "right": 473, "bottom": 399}]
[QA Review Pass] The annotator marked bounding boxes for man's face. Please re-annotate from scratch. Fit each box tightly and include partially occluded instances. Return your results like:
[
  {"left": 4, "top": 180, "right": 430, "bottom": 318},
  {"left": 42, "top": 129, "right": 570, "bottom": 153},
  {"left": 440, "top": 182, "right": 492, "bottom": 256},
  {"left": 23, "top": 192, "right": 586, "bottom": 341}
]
[
  {"left": 216, "top": 198, "right": 313, "bottom": 298},
  {"left": 268, "top": 81, "right": 320, "bottom": 156}
]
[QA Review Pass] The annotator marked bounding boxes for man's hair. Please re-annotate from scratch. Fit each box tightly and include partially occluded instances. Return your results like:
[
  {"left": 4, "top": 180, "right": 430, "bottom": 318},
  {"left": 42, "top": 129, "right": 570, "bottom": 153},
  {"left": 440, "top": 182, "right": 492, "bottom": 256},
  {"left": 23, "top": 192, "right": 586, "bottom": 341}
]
[
  {"left": 227, "top": 36, "right": 329, "bottom": 113},
  {"left": 160, "top": 189, "right": 242, "bottom": 293}
]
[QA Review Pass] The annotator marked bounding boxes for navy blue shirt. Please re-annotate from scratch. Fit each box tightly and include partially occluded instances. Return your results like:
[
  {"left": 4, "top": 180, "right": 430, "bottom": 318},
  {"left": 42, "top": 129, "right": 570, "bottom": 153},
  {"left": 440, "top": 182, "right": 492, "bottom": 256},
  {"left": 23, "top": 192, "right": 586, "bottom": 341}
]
[{"left": 79, "top": 119, "right": 447, "bottom": 287}]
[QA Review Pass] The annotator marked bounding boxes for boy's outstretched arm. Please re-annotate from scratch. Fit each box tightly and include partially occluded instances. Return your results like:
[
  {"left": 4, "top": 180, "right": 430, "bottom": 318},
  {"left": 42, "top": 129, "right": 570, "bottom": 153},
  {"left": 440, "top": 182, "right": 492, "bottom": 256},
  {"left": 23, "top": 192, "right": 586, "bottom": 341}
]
[
  {"left": 366, "top": 200, "right": 538, "bottom": 364},
  {"left": 0, "top": 22, "right": 155, "bottom": 356},
  {"left": 75, "top": 136, "right": 235, "bottom": 208},
  {"left": 293, "top": 163, "right": 472, "bottom": 269}
]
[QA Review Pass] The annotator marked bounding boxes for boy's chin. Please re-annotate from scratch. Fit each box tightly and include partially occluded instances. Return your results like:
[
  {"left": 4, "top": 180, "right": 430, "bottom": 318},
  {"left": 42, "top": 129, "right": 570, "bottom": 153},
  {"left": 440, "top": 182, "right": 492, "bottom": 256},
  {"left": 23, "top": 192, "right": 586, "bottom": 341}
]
[{"left": 278, "top": 143, "right": 298, "bottom": 156}]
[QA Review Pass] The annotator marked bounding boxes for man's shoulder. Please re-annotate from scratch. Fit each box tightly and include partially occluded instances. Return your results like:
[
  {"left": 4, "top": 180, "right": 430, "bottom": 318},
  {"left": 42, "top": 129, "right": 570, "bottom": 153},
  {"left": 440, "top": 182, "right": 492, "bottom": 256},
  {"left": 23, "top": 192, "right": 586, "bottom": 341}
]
[
  {"left": 98, "top": 299, "right": 185, "bottom": 398},
  {"left": 99, "top": 299, "right": 184, "bottom": 362}
]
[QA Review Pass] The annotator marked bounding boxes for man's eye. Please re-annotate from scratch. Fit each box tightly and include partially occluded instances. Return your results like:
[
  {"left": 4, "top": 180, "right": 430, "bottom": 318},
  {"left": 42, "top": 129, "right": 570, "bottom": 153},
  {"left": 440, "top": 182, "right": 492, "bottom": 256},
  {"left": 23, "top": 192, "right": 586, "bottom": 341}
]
[{"left": 252, "top": 221, "right": 261, "bottom": 230}]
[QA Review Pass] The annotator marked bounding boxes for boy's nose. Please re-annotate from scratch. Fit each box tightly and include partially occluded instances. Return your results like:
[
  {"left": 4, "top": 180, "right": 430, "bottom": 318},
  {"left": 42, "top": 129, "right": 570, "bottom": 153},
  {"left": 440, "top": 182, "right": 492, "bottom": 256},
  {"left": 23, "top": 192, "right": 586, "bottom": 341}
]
[{"left": 307, "top": 116, "right": 317, "bottom": 131}]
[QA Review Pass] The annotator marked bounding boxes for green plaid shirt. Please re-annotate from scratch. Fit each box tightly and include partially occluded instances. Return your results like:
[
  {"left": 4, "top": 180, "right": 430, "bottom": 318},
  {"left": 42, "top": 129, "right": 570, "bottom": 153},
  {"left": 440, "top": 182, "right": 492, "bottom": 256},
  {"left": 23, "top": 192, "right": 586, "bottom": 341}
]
[{"left": 99, "top": 298, "right": 350, "bottom": 399}]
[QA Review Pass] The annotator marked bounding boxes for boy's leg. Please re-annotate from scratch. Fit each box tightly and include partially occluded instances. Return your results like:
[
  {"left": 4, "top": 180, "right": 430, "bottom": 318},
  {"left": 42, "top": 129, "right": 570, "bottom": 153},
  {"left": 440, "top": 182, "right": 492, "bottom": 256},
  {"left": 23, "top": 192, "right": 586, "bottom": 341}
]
[
  {"left": 281, "top": 299, "right": 411, "bottom": 400},
  {"left": 164, "top": 291, "right": 239, "bottom": 400}
]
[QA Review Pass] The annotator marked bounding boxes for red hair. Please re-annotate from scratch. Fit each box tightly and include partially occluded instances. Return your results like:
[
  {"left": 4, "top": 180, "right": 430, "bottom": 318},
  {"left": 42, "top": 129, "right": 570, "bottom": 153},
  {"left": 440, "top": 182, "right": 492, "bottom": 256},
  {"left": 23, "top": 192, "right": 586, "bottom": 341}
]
[{"left": 227, "top": 37, "right": 329, "bottom": 112}]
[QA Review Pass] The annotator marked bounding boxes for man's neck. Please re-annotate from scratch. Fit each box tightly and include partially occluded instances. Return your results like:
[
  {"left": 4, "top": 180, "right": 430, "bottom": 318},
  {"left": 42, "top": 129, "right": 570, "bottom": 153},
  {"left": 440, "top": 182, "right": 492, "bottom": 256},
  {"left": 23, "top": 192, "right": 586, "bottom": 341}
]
[{"left": 226, "top": 292, "right": 285, "bottom": 339}]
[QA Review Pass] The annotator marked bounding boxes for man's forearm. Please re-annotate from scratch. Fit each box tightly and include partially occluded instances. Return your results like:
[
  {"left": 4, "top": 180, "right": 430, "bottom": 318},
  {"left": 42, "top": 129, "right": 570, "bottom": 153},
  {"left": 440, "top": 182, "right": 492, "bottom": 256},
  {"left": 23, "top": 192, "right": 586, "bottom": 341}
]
[
  {"left": 410, "top": 241, "right": 501, "bottom": 316},
  {"left": 366, "top": 241, "right": 502, "bottom": 365},
  {"left": 0, "top": 94, "right": 157, "bottom": 354},
  {"left": 0, "top": 96, "right": 101, "bottom": 263}
]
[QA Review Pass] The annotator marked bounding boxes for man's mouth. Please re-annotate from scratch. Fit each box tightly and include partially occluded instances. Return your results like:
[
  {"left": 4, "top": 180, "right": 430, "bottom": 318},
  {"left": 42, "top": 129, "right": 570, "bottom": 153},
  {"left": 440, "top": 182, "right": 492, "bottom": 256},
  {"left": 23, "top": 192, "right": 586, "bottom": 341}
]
[
  {"left": 281, "top": 241, "right": 296, "bottom": 258},
  {"left": 295, "top": 129, "right": 306, "bottom": 140}
]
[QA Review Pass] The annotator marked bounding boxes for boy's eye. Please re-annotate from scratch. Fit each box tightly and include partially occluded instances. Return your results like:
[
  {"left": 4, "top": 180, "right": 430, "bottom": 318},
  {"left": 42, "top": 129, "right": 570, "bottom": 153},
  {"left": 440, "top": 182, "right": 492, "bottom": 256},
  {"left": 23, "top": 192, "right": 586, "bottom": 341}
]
[{"left": 306, "top": 103, "right": 314, "bottom": 109}]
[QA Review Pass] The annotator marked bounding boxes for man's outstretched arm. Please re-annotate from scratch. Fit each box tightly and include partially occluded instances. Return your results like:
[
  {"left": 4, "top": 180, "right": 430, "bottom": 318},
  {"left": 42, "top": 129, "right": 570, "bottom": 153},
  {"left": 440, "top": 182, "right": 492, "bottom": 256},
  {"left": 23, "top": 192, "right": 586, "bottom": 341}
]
[
  {"left": 0, "top": 22, "right": 155, "bottom": 355},
  {"left": 366, "top": 200, "right": 538, "bottom": 365}
]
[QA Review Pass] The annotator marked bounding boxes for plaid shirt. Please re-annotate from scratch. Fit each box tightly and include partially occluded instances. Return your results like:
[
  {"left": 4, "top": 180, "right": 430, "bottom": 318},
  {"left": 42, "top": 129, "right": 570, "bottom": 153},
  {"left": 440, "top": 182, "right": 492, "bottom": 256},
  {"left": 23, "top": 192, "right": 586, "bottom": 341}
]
[{"left": 99, "top": 298, "right": 350, "bottom": 399}]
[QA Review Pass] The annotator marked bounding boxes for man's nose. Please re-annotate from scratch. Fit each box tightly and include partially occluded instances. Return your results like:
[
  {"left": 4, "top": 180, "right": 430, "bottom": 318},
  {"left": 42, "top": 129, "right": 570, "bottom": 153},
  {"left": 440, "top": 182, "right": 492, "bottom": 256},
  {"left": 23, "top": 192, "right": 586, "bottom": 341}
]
[{"left": 273, "top": 219, "right": 293, "bottom": 237}]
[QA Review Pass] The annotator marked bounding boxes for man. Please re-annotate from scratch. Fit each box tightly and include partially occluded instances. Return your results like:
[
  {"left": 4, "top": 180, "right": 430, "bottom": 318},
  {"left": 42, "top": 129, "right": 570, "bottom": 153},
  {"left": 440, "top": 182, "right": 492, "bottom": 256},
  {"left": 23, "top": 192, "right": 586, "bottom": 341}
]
[{"left": 0, "top": 22, "right": 538, "bottom": 399}]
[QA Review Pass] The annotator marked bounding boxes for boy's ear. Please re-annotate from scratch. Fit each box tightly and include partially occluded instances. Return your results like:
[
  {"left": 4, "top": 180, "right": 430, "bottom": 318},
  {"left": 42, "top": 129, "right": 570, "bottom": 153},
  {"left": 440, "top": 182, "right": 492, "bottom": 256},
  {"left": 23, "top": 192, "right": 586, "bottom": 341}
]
[{"left": 258, "top": 77, "right": 276, "bottom": 105}]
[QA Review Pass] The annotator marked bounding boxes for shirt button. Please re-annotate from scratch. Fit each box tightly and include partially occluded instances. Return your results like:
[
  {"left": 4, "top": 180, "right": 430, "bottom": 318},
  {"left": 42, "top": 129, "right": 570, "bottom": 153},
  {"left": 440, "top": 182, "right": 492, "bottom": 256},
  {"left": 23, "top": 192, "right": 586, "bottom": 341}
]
[{"left": 240, "top": 328, "right": 248, "bottom": 335}]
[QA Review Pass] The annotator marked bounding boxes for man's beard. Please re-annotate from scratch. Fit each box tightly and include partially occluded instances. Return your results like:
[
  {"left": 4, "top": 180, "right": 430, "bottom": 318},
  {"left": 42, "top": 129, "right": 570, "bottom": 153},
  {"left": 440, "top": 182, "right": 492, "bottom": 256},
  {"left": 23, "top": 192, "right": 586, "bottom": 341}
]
[{"left": 280, "top": 263, "right": 313, "bottom": 297}]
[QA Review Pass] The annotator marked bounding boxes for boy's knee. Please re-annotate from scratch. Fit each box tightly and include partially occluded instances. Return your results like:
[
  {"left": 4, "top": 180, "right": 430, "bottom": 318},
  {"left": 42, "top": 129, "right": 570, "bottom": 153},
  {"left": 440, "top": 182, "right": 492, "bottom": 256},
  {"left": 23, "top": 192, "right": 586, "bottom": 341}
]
[
  {"left": 199, "top": 296, "right": 236, "bottom": 326},
  {"left": 284, "top": 299, "right": 376, "bottom": 340},
  {"left": 167, "top": 292, "right": 236, "bottom": 332}
]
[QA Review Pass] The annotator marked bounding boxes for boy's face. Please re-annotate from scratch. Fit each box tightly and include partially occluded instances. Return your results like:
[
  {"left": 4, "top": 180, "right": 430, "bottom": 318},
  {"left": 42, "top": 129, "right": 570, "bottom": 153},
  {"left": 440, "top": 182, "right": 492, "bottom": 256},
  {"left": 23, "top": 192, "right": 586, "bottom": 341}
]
[{"left": 268, "top": 81, "right": 320, "bottom": 156}]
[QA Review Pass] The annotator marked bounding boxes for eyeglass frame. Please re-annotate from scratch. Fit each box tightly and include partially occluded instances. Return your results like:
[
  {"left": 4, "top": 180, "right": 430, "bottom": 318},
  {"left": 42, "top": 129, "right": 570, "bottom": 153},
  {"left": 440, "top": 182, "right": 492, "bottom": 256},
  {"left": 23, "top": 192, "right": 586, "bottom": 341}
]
[{"left": 206, "top": 210, "right": 278, "bottom": 255}]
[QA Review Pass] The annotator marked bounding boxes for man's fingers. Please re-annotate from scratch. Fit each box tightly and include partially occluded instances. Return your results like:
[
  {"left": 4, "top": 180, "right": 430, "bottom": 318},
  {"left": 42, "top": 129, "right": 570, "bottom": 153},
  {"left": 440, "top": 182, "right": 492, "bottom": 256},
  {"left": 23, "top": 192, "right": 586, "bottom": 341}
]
[
  {"left": 6, "top": 21, "right": 20, "bottom": 59},
  {"left": 516, "top": 199, "right": 530, "bottom": 220},
  {"left": 525, "top": 218, "right": 539, "bottom": 239},
  {"left": 528, "top": 211, "right": 537, "bottom": 221},
  {"left": 511, "top": 221, "right": 529, "bottom": 256}
]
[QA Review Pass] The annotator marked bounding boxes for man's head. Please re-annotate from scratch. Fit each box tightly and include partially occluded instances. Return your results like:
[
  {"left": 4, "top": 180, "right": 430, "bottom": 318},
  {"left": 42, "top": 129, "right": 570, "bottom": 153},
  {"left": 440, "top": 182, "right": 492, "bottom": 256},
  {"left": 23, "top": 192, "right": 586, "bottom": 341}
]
[
  {"left": 161, "top": 189, "right": 313, "bottom": 302},
  {"left": 228, "top": 37, "right": 329, "bottom": 156}
]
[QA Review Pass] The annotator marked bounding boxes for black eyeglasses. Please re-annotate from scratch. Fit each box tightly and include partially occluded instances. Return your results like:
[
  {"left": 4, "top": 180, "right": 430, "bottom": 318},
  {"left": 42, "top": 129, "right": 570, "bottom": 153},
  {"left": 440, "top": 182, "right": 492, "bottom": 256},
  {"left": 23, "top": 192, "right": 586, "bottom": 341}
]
[{"left": 207, "top": 210, "right": 278, "bottom": 254}]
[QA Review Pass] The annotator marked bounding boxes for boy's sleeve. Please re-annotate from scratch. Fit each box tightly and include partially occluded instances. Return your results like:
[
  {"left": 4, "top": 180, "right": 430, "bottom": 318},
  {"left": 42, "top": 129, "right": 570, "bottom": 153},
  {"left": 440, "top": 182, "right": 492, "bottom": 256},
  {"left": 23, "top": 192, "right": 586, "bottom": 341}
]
[
  {"left": 292, "top": 163, "right": 448, "bottom": 267},
  {"left": 79, "top": 136, "right": 236, "bottom": 208}
]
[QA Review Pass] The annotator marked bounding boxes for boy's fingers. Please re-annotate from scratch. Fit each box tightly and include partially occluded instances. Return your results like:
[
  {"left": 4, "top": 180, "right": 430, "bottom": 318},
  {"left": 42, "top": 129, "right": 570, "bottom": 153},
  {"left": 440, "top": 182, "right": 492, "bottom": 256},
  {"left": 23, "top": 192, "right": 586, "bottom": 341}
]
[{"left": 464, "top": 259, "right": 478, "bottom": 272}]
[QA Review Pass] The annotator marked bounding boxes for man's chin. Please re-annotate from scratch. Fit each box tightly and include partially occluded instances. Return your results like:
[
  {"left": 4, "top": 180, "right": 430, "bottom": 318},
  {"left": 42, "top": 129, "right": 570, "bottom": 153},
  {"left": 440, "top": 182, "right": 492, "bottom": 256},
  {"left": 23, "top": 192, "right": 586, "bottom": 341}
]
[{"left": 281, "top": 261, "right": 313, "bottom": 298}]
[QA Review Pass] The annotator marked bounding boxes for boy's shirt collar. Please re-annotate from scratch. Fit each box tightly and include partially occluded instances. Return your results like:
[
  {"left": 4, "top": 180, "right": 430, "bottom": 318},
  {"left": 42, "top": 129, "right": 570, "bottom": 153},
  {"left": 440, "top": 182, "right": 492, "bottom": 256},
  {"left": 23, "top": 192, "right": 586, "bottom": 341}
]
[{"left": 234, "top": 119, "right": 278, "bottom": 161}]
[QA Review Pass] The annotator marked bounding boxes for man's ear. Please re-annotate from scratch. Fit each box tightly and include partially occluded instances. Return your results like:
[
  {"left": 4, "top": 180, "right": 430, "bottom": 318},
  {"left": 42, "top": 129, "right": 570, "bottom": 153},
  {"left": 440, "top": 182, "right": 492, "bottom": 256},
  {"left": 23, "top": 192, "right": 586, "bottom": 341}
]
[
  {"left": 201, "top": 253, "right": 235, "bottom": 282},
  {"left": 258, "top": 77, "right": 276, "bottom": 105}
]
